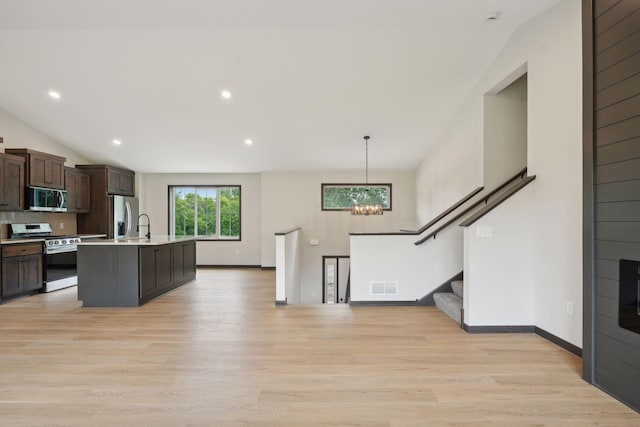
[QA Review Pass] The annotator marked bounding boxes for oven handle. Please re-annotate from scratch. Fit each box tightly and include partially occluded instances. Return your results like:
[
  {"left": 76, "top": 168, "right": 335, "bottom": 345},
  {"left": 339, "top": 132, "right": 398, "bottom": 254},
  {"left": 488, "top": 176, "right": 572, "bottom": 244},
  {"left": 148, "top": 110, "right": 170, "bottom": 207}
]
[{"left": 45, "top": 247, "right": 78, "bottom": 255}]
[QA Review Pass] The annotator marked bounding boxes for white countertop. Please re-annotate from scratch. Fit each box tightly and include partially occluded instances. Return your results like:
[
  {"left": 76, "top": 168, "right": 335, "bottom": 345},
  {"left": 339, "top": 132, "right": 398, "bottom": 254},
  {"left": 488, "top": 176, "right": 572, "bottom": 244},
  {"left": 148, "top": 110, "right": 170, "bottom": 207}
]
[
  {"left": 77, "top": 235, "right": 196, "bottom": 246},
  {"left": 1, "top": 233, "right": 108, "bottom": 245},
  {"left": 0, "top": 238, "right": 45, "bottom": 245},
  {"left": 78, "top": 234, "right": 107, "bottom": 239}
]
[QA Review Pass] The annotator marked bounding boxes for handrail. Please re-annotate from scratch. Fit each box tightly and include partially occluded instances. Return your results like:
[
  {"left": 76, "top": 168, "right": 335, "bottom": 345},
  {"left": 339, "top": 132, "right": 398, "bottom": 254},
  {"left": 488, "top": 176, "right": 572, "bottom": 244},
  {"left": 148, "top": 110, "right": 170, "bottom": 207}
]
[
  {"left": 350, "top": 186, "right": 485, "bottom": 237},
  {"left": 399, "top": 186, "right": 484, "bottom": 234},
  {"left": 459, "top": 176, "right": 536, "bottom": 227},
  {"left": 274, "top": 226, "right": 301, "bottom": 236},
  {"left": 414, "top": 166, "right": 528, "bottom": 245},
  {"left": 481, "top": 166, "right": 528, "bottom": 202}
]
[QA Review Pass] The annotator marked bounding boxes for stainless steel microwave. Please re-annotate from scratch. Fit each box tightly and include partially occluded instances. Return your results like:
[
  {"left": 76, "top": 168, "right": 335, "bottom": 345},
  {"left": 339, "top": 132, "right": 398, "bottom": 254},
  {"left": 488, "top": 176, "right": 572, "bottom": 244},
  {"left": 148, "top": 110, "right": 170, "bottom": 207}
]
[{"left": 27, "top": 186, "right": 67, "bottom": 212}]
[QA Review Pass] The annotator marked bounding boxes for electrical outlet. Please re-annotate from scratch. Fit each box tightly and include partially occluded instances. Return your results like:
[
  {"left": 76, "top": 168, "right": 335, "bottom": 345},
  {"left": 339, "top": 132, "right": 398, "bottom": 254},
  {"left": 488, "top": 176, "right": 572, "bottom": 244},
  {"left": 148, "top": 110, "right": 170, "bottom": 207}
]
[
  {"left": 566, "top": 301, "right": 574, "bottom": 316},
  {"left": 476, "top": 226, "right": 492, "bottom": 238},
  {"left": 59, "top": 222, "right": 64, "bottom": 230}
]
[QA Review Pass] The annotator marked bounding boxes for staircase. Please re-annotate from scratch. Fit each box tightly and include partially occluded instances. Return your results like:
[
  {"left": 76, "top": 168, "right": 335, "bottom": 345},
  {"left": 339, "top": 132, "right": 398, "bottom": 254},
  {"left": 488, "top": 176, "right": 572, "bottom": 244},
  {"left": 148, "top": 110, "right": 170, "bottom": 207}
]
[{"left": 434, "top": 280, "right": 463, "bottom": 325}]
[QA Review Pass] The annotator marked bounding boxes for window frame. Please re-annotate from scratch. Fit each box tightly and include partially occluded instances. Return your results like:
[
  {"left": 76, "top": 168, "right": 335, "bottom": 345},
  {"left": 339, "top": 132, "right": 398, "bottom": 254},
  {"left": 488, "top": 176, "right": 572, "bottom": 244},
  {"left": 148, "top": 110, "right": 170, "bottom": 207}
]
[
  {"left": 321, "top": 183, "right": 393, "bottom": 211},
  {"left": 168, "top": 185, "right": 242, "bottom": 241}
]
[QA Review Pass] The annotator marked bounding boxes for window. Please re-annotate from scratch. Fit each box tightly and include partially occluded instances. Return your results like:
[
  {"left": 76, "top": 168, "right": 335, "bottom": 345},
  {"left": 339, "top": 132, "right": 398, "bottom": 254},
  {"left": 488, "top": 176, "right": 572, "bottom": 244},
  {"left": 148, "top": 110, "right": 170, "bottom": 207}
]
[
  {"left": 321, "top": 184, "right": 392, "bottom": 211},
  {"left": 169, "top": 186, "right": 241, "bottom": 240}
]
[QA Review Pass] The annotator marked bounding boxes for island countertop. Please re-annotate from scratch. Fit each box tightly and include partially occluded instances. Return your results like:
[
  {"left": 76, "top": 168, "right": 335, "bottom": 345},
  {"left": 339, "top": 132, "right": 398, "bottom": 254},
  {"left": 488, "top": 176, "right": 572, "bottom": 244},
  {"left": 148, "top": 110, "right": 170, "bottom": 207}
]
[{"left": 77, "top": 235, "right": 196, "bottom": 246}]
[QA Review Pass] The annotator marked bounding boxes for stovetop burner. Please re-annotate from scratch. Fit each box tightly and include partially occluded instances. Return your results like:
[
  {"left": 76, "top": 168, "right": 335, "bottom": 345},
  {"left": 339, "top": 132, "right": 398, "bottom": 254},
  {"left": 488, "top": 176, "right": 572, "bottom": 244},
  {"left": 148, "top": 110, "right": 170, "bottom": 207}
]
[
  {"left": 44, "top": 235, "right": 81, "bottom": 242},
  {"left": 44, "top": 236, "right": 81, "bottom": 254}
]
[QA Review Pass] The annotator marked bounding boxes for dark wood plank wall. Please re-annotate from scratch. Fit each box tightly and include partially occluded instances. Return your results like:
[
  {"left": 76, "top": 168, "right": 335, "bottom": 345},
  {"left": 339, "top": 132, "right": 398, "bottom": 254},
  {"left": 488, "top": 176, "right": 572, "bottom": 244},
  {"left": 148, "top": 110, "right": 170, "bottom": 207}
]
[{"left": 593, "top": 0, "right": 640, "bottom": 411}]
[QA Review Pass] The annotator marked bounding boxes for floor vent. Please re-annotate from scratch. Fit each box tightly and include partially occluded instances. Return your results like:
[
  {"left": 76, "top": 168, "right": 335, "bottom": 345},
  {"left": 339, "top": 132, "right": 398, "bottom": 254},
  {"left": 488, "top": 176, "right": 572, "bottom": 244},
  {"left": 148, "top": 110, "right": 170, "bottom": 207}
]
[{"left": 370, "top": 281, "right": 398, "bottom": 295}]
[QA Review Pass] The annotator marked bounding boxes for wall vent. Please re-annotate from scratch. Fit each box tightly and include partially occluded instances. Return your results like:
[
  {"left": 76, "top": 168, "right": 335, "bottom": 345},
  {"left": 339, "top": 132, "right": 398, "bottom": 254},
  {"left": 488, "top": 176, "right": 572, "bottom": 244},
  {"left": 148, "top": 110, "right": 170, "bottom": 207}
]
[{"left": 370, "top": 281, "right": 398, "bottom": 295}]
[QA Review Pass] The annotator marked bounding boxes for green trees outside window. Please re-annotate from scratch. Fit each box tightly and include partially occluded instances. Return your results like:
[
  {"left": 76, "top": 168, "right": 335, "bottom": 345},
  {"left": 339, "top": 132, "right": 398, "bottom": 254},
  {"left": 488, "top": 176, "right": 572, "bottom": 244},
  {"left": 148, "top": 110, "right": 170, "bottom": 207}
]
[
  {"left": 171, "top": 186, "right": 240, "bottom": 239},
  {"left": 321, "top": 184, "right": 391, "bottom": 210}
]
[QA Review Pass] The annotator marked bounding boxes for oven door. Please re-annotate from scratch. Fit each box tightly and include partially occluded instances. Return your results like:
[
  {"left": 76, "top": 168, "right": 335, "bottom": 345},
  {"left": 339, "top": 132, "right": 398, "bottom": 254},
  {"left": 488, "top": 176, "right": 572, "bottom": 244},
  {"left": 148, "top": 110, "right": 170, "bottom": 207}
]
[{"left": 44, "top": 249, "right": 77, "bottom": 292}]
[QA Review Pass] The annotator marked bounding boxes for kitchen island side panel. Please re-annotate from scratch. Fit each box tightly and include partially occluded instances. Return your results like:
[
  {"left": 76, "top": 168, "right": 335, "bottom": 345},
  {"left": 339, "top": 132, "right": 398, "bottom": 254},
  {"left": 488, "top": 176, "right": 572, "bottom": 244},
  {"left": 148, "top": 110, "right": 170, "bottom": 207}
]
[{"left": 78, "top": 245, "right": 140, "bottom": 307}]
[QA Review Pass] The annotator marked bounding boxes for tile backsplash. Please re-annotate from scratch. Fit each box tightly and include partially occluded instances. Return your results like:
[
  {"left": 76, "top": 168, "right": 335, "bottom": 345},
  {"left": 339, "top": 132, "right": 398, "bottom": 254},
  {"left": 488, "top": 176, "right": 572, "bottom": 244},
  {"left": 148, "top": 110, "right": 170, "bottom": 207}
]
[{"left": 0, "top": 212, "right": 77, "bottom": 239}]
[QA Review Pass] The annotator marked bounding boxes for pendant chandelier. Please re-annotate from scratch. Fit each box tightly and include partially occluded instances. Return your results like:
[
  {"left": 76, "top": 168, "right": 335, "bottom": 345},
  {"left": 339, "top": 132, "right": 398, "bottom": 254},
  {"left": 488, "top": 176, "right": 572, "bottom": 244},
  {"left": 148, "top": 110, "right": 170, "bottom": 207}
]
[{"left": 352, "top": 135, "right": 383, "bottom": 215}]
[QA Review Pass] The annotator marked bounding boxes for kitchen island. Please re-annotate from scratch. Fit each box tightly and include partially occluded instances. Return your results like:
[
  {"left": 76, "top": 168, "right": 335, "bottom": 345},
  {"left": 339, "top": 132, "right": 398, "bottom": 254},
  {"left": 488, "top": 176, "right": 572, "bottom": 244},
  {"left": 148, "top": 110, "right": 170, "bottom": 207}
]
[{"left": 77, "top": 236, "right": 196, "bottom": 307}]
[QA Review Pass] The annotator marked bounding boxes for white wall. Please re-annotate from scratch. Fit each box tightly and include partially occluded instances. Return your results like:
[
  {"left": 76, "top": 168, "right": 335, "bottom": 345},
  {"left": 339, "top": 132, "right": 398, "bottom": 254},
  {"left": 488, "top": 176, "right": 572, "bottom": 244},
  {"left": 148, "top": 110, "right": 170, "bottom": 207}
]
[
  {"left": 414, "top": 0, "right": 582, "bottom": 346},
  {"left": 350, "top": 225, "right": 462, "bottom": 302},
  {"left": 464, "top": 185, "right": 534, "bottom": 326},
  {"left": 262, "top": 171, "right": 416, "bottom": 303},
  {"left": 141, "top": 173, "right": 262, "bottom": 266},
  {"left": 0, "top": 107, "right": 91, "bottom": 236},
  {"left": 483, "top": 73, "right": 528, "bottom": 190},
  {"left": 0, "top": 107, "right": 90, "bottom": 167}
]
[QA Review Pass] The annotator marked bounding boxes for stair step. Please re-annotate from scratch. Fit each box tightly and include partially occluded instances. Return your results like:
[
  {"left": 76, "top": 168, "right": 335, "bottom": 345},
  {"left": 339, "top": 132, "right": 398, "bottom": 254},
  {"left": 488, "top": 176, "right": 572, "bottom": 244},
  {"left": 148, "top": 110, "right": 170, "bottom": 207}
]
[
  {"left": 451, "top": 280, "right": 464, "bottom": 299},
  {"left": 433, "top": 292, "right": 463, "bottom": 325}
]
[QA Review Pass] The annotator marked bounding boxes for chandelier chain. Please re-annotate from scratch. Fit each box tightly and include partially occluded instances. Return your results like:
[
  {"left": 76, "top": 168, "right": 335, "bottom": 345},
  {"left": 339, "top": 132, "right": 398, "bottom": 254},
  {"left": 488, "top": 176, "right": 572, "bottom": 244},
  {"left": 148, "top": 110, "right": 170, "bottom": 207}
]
[{"left": 364, "top": 135, "right": 370, "bottom": 184}]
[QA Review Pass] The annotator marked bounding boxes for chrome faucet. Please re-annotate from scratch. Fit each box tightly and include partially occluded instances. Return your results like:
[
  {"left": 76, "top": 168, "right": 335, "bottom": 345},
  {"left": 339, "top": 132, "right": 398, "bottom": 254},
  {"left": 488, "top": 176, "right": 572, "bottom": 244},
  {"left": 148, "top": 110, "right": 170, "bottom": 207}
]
[{"left": 136, "top": 213, "right": 151, "bottom": 239}]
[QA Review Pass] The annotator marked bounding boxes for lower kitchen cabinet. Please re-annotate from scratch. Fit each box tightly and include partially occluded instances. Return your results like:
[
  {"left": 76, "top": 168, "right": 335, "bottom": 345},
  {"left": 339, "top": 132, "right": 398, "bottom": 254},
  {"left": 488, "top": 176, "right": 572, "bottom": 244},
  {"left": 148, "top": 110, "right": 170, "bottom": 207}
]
[
  {"left": 140, "top": 244, "right": 174, "bottom": 300},
  {"left": 173, "top": 240, "right": 196, "bottom": 285},
  {"left": 1, "top": 243, "right": 44, "bottom": 300}
]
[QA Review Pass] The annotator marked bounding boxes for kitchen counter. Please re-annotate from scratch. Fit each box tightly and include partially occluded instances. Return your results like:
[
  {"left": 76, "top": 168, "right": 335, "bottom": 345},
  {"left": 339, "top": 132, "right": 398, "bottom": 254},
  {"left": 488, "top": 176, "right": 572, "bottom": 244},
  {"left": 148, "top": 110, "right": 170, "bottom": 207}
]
[
  {"left": 77, "top": 234, "right": 107, "bottom": 239},
  {"left": 0, "top": 238, "right": 45, "bottom": 245},
  {"left": 78, "top": 237, "right": 196, "bottom": 307},
  {"left": 1, "top": 234, "right": 107, "bottom": 245},
  {"left": 77, "top": 235, "right": 195, "bottom": 246}
]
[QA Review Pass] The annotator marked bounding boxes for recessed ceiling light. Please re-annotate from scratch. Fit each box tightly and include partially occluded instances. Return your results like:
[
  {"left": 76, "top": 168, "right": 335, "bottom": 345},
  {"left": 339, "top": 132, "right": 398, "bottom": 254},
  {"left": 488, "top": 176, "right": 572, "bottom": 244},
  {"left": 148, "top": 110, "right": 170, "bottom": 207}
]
[
  {"left": 112, "top": 139, "right": 122, "bottom": 145},
  {"left": 48, "top": 90, "right": 61, "bottom": 99},
  {"left": 485, "top": 12, "right": 500, "bottom": 21},
  {"left": 221, "top": 90, "right": 232, "bottom": 99},
  {"left": 244, "top": 139, "right": 253, "bottom": 146}
]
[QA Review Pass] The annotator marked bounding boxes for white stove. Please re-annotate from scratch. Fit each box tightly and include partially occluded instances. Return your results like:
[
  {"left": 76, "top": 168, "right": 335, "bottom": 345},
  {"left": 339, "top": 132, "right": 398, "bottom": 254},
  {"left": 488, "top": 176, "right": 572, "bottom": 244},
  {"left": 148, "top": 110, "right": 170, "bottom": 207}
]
[{"left": 9, "top": 223, "right": 81, "bottom": 292}]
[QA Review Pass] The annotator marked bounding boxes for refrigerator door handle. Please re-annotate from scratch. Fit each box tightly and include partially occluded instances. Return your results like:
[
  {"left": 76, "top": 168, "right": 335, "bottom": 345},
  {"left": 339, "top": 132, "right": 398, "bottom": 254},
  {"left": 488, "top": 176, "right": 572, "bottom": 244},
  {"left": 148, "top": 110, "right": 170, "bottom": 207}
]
[{"left": 125, "top": 201, "right": 132, "bottom": 237}]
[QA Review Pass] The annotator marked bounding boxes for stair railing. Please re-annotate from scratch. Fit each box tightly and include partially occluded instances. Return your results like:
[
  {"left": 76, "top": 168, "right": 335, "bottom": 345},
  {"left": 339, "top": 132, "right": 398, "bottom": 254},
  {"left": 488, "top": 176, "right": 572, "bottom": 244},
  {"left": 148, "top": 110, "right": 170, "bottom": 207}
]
[
  {"left": 349, "top": 184, "right": 487, "bottom": 238},
  {"left": 414, "top": 167, "right": 529, "bottom": 245},
  {"left": 399, "top": 186, "right": 484, "bottom": 234},
  {"left": 459, "top": 175, "right": 536, "bottom": 227}
]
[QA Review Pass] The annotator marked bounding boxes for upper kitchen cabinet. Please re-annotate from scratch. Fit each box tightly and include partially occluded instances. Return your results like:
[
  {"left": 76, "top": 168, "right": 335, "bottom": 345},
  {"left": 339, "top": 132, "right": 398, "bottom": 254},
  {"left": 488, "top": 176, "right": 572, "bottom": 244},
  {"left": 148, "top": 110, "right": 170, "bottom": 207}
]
[
  {"left": 107, "top": 167, "right": 135, "bottom": 196},
  {"left": 6, "top": 148, "right": 66, "bottom": 190},
  {"left": 64, "top": 167, "right": 91, "bottom": 213},
  {"left": 0, "top": 152, "right": 25, "bottom": 211},
  {"left": 77, "top": 165, "right": 135, "bottom": 196}
]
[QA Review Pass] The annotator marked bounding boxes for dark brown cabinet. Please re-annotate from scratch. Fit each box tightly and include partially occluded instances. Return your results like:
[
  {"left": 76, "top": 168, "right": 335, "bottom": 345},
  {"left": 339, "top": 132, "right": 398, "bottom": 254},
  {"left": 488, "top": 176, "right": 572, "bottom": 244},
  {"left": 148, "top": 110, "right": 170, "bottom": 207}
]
[
  {"left": 6, "top": 148, "right": 66, "bottom": 190},
  {"left": 76, "top": 164, "right": 136, "bottom": 236},
  {"left": 0, "top": 153, "right": 25, "bottom": 211},
  {"left": 173, "top": 240, "right": 196, "bottom": 285},
  {"left": 107, "top": 167, "right": 135, "bottom": 196},
  {"left": 1, "top": 243, "right": 44, "bottom": 300},
  {"left": 139, "top": 244, "right": 174, "bottom": 301},
  {"left": 64, "top": 167, "right": 91, "bottom": 213},
  {"left": 76, "top": 164, "right": 135, "bottom": 197}
]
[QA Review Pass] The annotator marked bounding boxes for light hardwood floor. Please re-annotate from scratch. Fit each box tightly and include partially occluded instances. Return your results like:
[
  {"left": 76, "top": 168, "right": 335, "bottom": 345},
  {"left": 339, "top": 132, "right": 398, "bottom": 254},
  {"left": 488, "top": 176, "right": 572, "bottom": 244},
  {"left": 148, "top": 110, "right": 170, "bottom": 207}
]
[{"left": 0, "top": 268, "right": 638, "bottom": 426}]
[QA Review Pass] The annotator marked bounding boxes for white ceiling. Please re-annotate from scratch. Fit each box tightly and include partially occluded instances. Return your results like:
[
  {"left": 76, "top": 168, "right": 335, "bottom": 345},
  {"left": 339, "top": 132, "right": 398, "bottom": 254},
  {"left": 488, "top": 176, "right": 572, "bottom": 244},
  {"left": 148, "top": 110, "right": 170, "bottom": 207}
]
[{"left": 0, "top": 0, "right": 562, "bottom": 173}]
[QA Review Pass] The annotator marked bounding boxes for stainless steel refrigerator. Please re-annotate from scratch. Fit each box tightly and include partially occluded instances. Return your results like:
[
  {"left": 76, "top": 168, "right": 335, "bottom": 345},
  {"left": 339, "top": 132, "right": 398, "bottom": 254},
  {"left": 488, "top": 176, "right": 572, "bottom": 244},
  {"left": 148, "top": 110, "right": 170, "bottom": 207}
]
[{"left": 110, "top": 195, "right": 139, "bottom": 238}]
